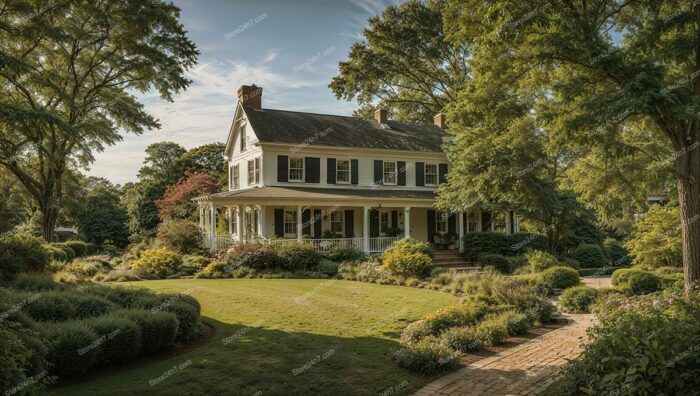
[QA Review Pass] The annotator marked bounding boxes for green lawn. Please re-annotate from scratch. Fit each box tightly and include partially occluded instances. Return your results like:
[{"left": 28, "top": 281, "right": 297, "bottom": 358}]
[{"left": 54, "top": 279, "right": 458, "bottom": 396}]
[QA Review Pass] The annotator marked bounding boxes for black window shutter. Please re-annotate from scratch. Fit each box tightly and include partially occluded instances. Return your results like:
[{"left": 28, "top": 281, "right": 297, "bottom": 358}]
[
  {"left": 438, "top": 163, "right": 448, "bottom": 184},
  {"left": 277, "top": 155, "right": 288, "bottom": 182},
  {"left": 397, "top": 161, "right": 406, "bottom": 186},
  {"left": 327, "top": 158, "right": 336, "bottom": 184},
  {"left": 344, "top": 209, "right": 354, "bottom": 237},
  {"left": 448, "top": 212, "right": 456, "bottom": 235},
  {"left": 374, "top": 160, "right": 383, "bottom": 185},
  {"left": 351, "top": 159, "right": 359, "bottom": 185},
  {"left": 274, "top": 209, "right": 284, "bottom": 237},
  {"left": 391, "top": 210, "right": 398, "bottom": 228},
  {"left": 305, "top": 157, "right": 320, "bottom": 183},
  {"left": 313, "top": 209, "right": 322, "bottom": 237},
  {"left": 427, "top": 210, "right": 436, "bottom": 242},
  {"left": 416, "top": 162, "right": 425, "bottom": 186},
  {"left": 370, "top": 210, "right": 380, "bottom": 237},
  {"left": 302, "top": 209, "right": 311, "bottom": 236}
]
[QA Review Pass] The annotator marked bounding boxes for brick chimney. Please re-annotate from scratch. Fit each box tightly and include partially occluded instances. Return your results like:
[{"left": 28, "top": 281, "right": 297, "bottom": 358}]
[
  {"left": 434, "top": 113, "right": 447, "bottom": 129},
  {"left": 375, "top": 108, "right": 388, "bottom": 124},
  {"left": 237, "top": 84, "right": 262, "bottom": 109}
]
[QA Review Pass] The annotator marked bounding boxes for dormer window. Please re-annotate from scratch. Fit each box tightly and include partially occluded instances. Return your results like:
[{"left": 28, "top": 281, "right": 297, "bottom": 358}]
[
  {"left": 383, "top": 161, "right": 397, "bottom": 185},
  {"left": 240, "top": 126, "right": 247, "bottom": 152}
]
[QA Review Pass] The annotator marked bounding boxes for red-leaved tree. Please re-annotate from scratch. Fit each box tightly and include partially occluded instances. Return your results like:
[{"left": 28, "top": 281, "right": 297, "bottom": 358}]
[{"left": 156, "top": 172, "right": 220, "bottom": 221}]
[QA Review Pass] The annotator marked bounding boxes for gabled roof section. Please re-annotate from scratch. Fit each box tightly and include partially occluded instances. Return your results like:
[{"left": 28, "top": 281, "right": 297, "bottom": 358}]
[
  {"left": 241, "top": 106, "right": 446, "bottom": 152},
  {"left": 224, "top": 103, "right": 261, "bottom": 157}
]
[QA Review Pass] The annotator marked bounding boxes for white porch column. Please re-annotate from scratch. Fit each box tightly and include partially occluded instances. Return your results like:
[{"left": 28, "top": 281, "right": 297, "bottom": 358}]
[
  {"left": 236, "top": 205, "right": 244, "bottom": 242},
  {"left": 296, "top": 205, "right": 303, "bottom": 242},
  {"left": 363, "top": 206, "right": 370, "bottom": 253},
  {"left": 458, "top": 211, "right": 464, "bottom": 252},
  {"left": 259, "top": 206, "right": 266, "bottom": 238},
  {"left": 209, "top": 204, "right": 217, "bottom": 252},
  {"left": 227, "top": 207, "right": 233, "bottom": 235},
  {"left": 199, "top": 204, "right": 205, "bottom": 229},
  {"left": 404, "top": 207, "right": 411, "bottom": 239}
]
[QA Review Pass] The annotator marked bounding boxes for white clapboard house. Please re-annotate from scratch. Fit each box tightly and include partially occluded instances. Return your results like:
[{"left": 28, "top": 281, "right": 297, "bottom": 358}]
[{"left": 195, "top": 85, "right": 519, "bottom": 253}]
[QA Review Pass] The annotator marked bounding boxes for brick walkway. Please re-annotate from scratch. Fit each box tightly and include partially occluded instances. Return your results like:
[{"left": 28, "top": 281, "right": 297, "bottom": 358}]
[{"left": 413, "top": 314, "right": 594, "bottom": 396}]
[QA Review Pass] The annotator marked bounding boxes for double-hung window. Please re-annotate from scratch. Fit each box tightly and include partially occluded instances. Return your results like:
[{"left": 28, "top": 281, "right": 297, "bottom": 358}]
[
  {"left": 425, "top": 163, "right": 438, "bottom": 186},
  {"left": 289, "top": 157, "right": 304, "bottom": 182},
  {"left": 232, "top": 165, "right": 240, "bottom": 189},
  {"left": 247, "top": 157, "right": 260, "bottom": 186},
  {"left": 436, "top": 211, "right": 448, "bottom": 233},
  {"left": 336, "top": 160, "right": 350, "bottom": 183},
  {"left": 493, "top": 212, "right": 507, "bottom": 233},
  {"left": 284, "top": 210, "right": 297, "bottom": 236},
  {"left": 380, "top": 212, "right": 389, "bottom": 234},
  {"left": 330, "top": 211, "right": 344, "bottom": 234},
  {"left": 383, "top": 161, "right": 397, "bottom": 185},
  {"left": 240, "top": 126, "right": 247, "bottom": 152}
]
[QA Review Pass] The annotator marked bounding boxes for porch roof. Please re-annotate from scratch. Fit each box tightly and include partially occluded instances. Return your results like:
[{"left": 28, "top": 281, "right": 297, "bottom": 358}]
[{"left": 194, "top": 186, "right": 436, "bottom": 204}]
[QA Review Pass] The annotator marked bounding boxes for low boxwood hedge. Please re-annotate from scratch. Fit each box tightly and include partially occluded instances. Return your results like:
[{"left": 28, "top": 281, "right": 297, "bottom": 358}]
[{"left": 44, "top": 321, "right": 100, "bottom": 376}]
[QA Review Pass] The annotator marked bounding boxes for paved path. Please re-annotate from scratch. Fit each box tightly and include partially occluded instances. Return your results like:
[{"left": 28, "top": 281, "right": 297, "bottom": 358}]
[{"left": 413, "top": 314, "right": 593, "bottom": 396}]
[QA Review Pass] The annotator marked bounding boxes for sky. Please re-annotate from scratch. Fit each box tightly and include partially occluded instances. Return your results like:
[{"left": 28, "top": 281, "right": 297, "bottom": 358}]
[{"left": 86, "top": 0, "right": 401, "bottom": 185}]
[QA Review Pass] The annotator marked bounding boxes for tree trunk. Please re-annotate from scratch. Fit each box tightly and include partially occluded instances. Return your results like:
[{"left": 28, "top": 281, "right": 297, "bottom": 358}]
[
  {"left": 676, "top": 142, "right": 700, "bottom": 291},
  {"left": 41, "top": 205, "right": 59, "bottom": 242}
]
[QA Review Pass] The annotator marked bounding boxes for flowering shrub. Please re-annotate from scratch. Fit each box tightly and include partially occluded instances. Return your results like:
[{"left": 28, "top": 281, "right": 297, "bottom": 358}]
[
  {"left": 131, "top": 248, "right": 182, "bottom": 277},
  {"left": 382, "top": 250, "right": 433, "bottom": 278}
]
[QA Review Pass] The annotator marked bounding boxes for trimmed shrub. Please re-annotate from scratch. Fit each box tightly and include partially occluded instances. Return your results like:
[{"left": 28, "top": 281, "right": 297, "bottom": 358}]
[
  {"left": 85, "top": 315, "right": 141, "bottom": 365},
  {"left": 462, "top": 232, "right": 547, "bottom": 259},
  {"left": 413, "top": 303, "right": 490, "bottom": 340},
  {"left": 155, "top": 292, "right": 201, "bottom": 315},
  {"left": 526, "top": 250, "right": 559, "bottom": 272},
  {"left": 382, "top": 250, "right": 433, "bottom": 278},
  {"left": 163, "top": 301, "right": 200, "bottom": 341},
  {"left": 12, "top": 272, "right": 61, "bottom": 291},
  {"left": 325, "top": 247, "right": 366, "bottom": 262},
  {"left": 50, "top": 243, "right": 75, "bottom": 261},
  {"left": 61, "top": 241, "right": 89, "bottom": 257},
  {"left": 504, "top": 312, "right": 530, "bottom": 335},
  {"left": 572, "top": 244, "right": 607, "bottom": 268},
  {"left": 226, "top": 243, "right": 282, "bottom": 270},
  {"left": 559, "top": 286, "right": 599, "bottom": 313},
  {"left": 156, "top": 220, "right": 203, "bottom": 254},
  {"left": 85, "top": 285, "right": 156, "bottom": 308},
  {"left": 115, "top": 309, "right": 179, "bottom": 354},
  {"left": 23, "top": 292, "right": 76, "bottom": 322},
  {"left": 603, "top": 238, "right": 630, "bottom": 266},
  {"left": 477, "top": 253, "right": 511, "bottom": 273},
  {"left": 0, "top": 233, "right": 51, "bottom": 280},
  {"left": 440, "top": 326, "right": 483, "bottom": 352},
  {"left": 394, "top": 337, "right": 460, "bottom": 374},
  {"left": 540, "top": 266, "right": 580, "bottom": 289},
  {"left": 63, "top": 292, "right": 116, "bottom": 318},
  {"left": 318, "top": 259, "right": 339, "bottom": 277},
  {"left": 474, "top": 314, "right": 510, "bottom": 346},
  {"left": 44, "top": 321, "right": 100, "bottom": 376},
  {"left": 611, "top": 268, "right": 646, "bottom": 286},
  {"left": 384, "top": 238, "right": 433, "bottom": 256},
  {"left": 278, "top": 245, "right": 321, "bottom": 271},
  {"left": 45, "top": 244, "right": 69, "bottom": 262},
  {"left": 131, "top": 248, "right": 182, "bottom": 278},
  {"left": 627, "top": 272, "right": 661, "bottom": 295}
]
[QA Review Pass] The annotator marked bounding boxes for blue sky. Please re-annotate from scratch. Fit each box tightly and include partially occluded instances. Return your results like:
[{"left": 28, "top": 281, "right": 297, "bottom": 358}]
[{"left": 87, "top": 0, "right": 401, "bottom": 185}]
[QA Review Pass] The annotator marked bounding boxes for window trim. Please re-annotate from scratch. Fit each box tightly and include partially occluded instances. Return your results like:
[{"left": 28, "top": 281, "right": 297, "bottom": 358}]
[
  {"left": 288, "top": 157, "right": 304, "bottom": 182},
  {"left": 336, "top": 159, "right": 350, "bottom": 184},
  {"left": 436, "top": 211, "right": 448, "bottom": 233},
  {"left": 383, "top": 161, "right": 398, "bottom": 185},
  {"left": 284, "top": 210, "right": 297, "bottom": 237},
  {"left": 380, "top": 211, "right": 390, "bottom": 235},
  {"left": 232, "top": 164, "right": 240, "bottom": 190},
  {"left": 330, "top": 210, "right": 344, "bottom": 235},
  {"left": 247, "top": 157, "right": 260, "bottom": 186},
  {"left": 240, "top": 125, "right": 247, "bottom": 152},
  {"left": 424, "top": 163, "right": 438, "bottom": 186}
]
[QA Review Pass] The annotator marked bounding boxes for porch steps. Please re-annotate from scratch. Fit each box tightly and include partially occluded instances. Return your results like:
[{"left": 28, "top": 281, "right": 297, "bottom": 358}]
[{"left": 432, "top": 249, "right": 482, "bottom": 272}]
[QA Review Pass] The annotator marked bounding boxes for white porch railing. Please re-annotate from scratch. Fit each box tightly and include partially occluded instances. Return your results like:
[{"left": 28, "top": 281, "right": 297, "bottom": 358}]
[
  {"left": 205, "top": 234, "right": 399, "bottom": 254},
  {"left": 368, "top": 236, "right": 400, "bottom": 253}
]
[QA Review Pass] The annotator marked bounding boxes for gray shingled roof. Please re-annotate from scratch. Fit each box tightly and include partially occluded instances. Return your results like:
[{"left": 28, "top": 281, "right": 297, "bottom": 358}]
[
  {"left": 195, "top": 186, "right": 436, "bottom": 201},
  {"left": 242, "top": 107, "right": 446, "bottom": 152}
]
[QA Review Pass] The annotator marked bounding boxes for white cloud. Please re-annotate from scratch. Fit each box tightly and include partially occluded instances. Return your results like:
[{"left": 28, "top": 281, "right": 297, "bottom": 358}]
[{"left": 262, "top": 49, "right": 279, "bottom": 64}]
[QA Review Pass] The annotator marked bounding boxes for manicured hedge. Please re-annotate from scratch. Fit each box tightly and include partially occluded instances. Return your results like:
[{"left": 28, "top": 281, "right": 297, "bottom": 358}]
[
  {"left": 462, "top": 232, "right": 547, "bottom": 260},
  {"left": 85, "top": 315, "right": 141, "bottom": 365},
  {"left": 278, "top": 245, "right": 321, "bottom": 271},
  {"left": 540, "top": 266, "right": 580, "bottom": 289},
  {"left": 23, "top": 291, "right": 76, "bottom": 322},
  {"left": 115, "top": 309, "right": 179, "bottom": 354},
  {"left": 477, "top": 253, "right": 511, "bottom": 273},
  {"left": 0, "top": 234, "right": 50, "bottom": 280},
  {"left": 572, "top": 244, "right": 607, "bottom": 268},
  {"left": 44, "top": 321, "right": 100, "bottom": 376}
]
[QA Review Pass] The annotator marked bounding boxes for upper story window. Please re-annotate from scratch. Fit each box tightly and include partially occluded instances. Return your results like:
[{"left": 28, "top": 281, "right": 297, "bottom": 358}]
[
  {"left": 232, "top": 165, "right": 240, "bottom": 189},
  {"left": 425, "top": 163, "right": 438, "bottom": 186},
  {"left": 336, "top": 160, "right": 350, "bottom": 183},
  {"left": 240, "top": 126, "right": 247, "bottom": 152},
  {"left": 289, "top": 157, "right": 304, "bottom": 182},
  {"left": 247, "top": 157, "right": 260, "bottom": 185},
  {"left": 383, "top": 161, "right": 397, "bottom": 185},
  {"left": 436, "top": 211, "right": 448, "bottom": 233}
]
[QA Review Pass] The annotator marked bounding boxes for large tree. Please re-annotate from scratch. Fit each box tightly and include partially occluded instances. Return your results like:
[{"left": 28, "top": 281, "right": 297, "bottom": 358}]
[
  {"left": 330, "top": 0, "right": 468, "bottom": 122},
  {"left": 0, "top": 0, "right": 198, "bottom": 241},
  {"left": 179, "top": 142, "right": 227, "bottom": 188},
  {"left": 444, "top": 0, "right": 700, "bottom": 289}
]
